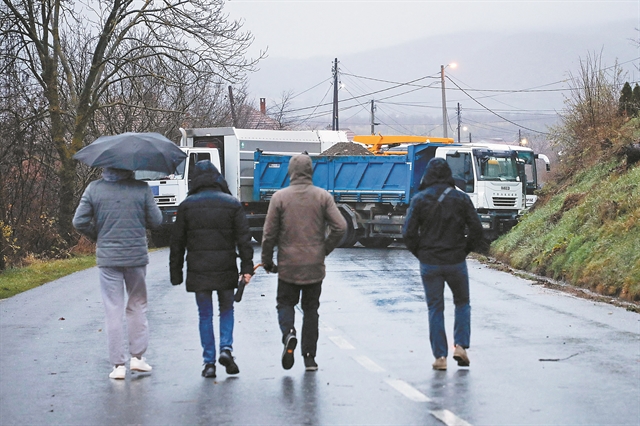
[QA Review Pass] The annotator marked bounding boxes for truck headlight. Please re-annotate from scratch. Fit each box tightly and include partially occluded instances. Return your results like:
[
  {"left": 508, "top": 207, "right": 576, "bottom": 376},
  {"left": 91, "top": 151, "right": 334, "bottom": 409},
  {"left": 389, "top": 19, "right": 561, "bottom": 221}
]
[
  {"left": 171, "top": 216, "right": 177, "bottom": 223},
  {"left": 482, "top": 222, "right": 492, "bottom": 229}
]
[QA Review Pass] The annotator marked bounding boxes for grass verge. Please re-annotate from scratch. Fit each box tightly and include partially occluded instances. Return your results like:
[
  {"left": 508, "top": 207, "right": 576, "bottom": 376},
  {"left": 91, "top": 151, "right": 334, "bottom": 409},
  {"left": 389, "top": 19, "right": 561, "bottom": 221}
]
[
  {"left": 0, "top": 255, "right": 96, "bottom": 300},
  {"left": 491, "top": 158, "right": 640, "bottom": 302}
]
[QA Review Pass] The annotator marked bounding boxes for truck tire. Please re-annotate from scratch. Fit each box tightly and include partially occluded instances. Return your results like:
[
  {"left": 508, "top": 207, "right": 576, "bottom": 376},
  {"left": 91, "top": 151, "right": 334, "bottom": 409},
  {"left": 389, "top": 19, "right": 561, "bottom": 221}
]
[
  {"left": 337, "top": 209, "right": 358, "bottom": 248},
  {"left": 358, "top": 237, "right": 393, "bottom": 248}
]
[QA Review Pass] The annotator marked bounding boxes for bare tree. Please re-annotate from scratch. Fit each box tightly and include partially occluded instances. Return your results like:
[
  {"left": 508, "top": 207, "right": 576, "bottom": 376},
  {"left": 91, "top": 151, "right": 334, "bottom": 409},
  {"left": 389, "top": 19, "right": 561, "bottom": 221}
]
[
  {"left": 267, "top": 90, "right": 297, "bottom": 130},
  {"left": 1, "top": 0, "right": 263, "bottom": 244},
  {"left": 548, "top": 51, "right": 624, "bottom": 178}
]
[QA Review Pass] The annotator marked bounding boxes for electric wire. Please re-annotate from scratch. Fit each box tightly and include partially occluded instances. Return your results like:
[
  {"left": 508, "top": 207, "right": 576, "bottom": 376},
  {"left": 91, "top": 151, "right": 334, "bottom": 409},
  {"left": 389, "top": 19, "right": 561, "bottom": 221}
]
[
  {"left": 282, "top": 56, "right": 640, "bottom": 133},
  {"left": 446, "top": 76, "right": 549, "bottom": 135}
]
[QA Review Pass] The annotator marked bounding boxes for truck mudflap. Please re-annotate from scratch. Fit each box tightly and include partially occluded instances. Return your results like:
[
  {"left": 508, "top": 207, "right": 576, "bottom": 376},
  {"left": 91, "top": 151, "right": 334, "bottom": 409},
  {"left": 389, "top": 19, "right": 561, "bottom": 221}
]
[{"left": 477, "top": 210, "right": 519, "bottom": 241}]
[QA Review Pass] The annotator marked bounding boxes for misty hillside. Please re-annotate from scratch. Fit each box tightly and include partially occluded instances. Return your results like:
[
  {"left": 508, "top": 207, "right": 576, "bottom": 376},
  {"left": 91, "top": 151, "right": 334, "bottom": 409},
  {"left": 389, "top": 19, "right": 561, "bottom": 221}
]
[{"left": 248, "top": 20, "right": 638, "bottom": 140}]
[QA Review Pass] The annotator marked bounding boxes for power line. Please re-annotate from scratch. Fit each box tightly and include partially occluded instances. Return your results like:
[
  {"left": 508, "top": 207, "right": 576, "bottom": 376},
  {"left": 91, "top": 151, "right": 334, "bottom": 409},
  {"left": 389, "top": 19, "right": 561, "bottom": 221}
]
[{"left": 446, "top": 76, "right": 549, "bottom": 135}]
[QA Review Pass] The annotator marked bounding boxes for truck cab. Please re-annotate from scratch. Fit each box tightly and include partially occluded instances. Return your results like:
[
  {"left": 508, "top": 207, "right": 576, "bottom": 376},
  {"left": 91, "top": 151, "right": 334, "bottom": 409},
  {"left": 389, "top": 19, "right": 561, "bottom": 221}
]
[
  {"left": 135, "top": 147, "right": 222, "bottom": 245},
  {"left": 439, "top": 145, "right": 523, "bottom": 239}
]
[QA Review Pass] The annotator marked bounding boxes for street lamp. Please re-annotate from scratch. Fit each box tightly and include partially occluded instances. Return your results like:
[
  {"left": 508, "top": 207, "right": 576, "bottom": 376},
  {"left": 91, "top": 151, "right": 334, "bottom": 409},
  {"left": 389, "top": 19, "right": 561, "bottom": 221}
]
[{"left": 441, "top": 63, "right": 456, "bottom": 138}]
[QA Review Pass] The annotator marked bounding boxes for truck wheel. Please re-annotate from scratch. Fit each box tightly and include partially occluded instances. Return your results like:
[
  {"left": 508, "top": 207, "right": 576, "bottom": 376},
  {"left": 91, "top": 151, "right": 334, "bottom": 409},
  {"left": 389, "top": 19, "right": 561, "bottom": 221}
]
[
  {"left": 358, "top": 237, "right": 393, "bottom": 248},
  {"left": 337, "top": 210, "right": 358, "bottom": 248}
]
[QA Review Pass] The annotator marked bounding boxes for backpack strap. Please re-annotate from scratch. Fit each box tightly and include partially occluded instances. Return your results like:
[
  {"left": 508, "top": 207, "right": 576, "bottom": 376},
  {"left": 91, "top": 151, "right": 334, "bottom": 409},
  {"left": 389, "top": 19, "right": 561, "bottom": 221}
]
[{"left": 437, "top": 187, "right": 453, "bottom": 203}]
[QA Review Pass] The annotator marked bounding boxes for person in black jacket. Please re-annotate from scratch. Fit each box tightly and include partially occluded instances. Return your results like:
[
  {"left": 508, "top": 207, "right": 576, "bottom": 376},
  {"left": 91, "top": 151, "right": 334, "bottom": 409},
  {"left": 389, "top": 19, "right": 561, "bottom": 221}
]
[
  {"left": 403, "top": 157, "right": 483, "bottom": 371},
  {"left": 169, "top": 160, "right": 254, "bottom": 378}
]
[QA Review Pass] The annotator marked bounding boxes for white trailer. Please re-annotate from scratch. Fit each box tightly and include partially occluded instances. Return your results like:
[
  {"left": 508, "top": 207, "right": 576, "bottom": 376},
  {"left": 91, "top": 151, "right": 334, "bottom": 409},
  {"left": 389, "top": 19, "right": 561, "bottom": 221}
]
[{"left": 136, "top": 127, "right": 347, "bottom": 245}]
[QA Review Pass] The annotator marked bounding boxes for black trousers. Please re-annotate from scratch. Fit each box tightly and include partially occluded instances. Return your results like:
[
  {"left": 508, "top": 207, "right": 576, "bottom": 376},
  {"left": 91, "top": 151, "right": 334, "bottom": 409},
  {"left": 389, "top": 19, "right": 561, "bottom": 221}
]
[{"left": 276, "top": 279, "right": 322, "bottom": 357}]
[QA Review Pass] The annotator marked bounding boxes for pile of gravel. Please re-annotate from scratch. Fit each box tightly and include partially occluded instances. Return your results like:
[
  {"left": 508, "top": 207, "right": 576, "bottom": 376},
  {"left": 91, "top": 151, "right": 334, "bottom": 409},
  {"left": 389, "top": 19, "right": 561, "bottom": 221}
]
[{"left": 320, "top": 142, "right": 374, "bottom": 156}]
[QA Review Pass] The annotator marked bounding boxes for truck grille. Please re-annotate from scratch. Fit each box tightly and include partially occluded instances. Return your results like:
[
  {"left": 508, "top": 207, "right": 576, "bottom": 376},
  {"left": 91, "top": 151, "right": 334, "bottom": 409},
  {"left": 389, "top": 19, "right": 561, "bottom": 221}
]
[
  {"left": 155, "top": 196, "right": 177, "bottom": 205},
  {"left": 492, "top": 197, "right": 517, "bottom": 207}
]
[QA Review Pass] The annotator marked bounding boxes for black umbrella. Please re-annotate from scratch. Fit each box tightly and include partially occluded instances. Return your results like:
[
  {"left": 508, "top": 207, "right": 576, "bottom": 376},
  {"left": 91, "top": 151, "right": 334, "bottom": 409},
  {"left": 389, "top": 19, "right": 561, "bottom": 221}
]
[{"left": 73, "top": 132, "right": 187, "bottom": 174}]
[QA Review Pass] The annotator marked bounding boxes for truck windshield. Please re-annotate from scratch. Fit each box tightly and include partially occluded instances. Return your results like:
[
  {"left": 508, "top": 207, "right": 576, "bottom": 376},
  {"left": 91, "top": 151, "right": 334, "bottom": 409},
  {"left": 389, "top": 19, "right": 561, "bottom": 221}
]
[
  {"left": 134, "top": 159, "right": 186, "bottom": 181},
  {"left": 474, "top": 149, "right": 519, "bottom": 182}
]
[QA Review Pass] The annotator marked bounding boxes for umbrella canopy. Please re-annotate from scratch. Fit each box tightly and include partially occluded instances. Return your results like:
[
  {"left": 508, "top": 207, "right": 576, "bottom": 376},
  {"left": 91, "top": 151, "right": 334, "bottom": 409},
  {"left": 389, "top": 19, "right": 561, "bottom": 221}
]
[{"left": 73, "top": 132, "right": 187, "bottom": 174}]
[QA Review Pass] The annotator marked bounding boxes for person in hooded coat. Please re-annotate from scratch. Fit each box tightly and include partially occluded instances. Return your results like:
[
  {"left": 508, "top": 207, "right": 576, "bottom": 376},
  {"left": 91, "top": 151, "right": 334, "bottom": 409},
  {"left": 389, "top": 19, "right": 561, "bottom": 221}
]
[
  {"left": 403, "top": 157, "right": 483, "bottom": 371},
  {"left": 73, "top": 167, "right": 162, "bottom": 380},
  {"left": 261, "top": 153, "right": 346, "bottom": 371},
  {"left": 169, "top": 160, "right": 254, "bottom": 378}
]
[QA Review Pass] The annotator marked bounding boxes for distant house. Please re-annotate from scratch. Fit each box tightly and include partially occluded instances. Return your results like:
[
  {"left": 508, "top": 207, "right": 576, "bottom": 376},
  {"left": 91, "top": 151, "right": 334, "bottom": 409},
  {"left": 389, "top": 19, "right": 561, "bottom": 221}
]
[{"left": 239, "top": 98, "right": 282, "bottom": 130}]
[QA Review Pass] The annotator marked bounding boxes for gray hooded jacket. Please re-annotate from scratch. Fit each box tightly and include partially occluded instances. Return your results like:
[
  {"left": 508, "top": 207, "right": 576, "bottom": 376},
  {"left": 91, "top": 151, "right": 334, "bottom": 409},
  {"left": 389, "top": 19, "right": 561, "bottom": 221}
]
[
  {"left": 261, "top": 154, "right": 346, "bottom": 284},
  {"left": 73, "top": 168, "right": 162, "bottom": 267}
]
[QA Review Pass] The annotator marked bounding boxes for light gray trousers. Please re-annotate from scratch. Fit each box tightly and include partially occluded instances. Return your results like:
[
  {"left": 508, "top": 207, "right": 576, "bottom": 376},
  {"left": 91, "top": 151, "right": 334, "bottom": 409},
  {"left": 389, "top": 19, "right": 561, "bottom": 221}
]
[{"left": 99, "top": 266, "right": 149, "bottom": 366}]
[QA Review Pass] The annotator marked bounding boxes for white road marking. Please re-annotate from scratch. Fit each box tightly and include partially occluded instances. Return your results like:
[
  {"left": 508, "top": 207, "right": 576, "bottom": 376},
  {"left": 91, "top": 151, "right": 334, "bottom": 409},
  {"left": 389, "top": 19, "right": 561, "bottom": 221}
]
[
  {"left": 322, "top": 331, "right": 470, "bottom": 425},
  {"left": 384, "top": 378, "right": 431, "bottom": 402},
  {"left": 430, "top": 409, "right": 472, "bottom": 426},
  {"left": 352, "top": 355, "right": 386, "bottom": 372},
  {"left": 328, "top": 335, "right": 355, "bottom": 350}
]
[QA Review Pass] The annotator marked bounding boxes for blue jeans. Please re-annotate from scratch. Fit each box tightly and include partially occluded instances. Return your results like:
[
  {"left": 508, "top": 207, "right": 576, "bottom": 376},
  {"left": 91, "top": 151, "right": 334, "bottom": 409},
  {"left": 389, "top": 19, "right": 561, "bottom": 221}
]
[
  {"left": 195, "top": 290, "right": 234, "bottom": 364},
  {"left": 420, "top": 261, "right": 470, "bottom": 359}
]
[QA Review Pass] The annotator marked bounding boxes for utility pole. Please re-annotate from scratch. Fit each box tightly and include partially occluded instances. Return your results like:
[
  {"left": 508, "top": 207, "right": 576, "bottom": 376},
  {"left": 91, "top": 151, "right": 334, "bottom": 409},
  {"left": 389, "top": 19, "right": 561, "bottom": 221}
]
[
  {"left": 457, "top": 103, "right": 461, "bottom": 143},
  {"left": 228, "top": 86, "right": 238, "bottom": 128},
  {"left": 332, "top": 58, "right": 339, "bottom": 131},
  {"left": 370, "top": 99, "right": 380, "bottom": 135},
  {"left": 441, "top": 65, "right": 448, "bottom": 138}
]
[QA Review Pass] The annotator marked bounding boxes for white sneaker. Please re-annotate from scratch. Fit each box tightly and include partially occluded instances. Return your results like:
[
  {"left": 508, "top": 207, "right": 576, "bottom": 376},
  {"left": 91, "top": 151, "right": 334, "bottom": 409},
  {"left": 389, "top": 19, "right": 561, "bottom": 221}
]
[
  {"left": 130, "top": 356, "right": 152, "bottom": 372},
  {"left": 109, "top": 365, "right": 127, "bottom": 380}
]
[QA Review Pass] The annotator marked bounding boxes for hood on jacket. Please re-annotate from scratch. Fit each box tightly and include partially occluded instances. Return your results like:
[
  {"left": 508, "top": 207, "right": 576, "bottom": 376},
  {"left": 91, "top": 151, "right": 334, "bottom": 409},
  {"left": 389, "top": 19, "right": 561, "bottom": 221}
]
[
  {"left": 102, "top": 168, "right": 134, "bottom": 182},
  {"left": 288, "top": 154, "right": 313, "bottom": 185},
  {"left": 418, "top": 157, "right": 456, "bottom": 191},
  {"left": 189, "top": 160, "right": 231, "bottom": 195}
]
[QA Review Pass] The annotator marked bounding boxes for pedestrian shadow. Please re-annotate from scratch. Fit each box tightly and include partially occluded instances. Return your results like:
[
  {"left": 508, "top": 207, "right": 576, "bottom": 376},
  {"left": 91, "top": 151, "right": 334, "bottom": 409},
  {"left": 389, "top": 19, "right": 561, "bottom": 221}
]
[{"left": 130, "top": 371, "right": 152, "bottom": 381}]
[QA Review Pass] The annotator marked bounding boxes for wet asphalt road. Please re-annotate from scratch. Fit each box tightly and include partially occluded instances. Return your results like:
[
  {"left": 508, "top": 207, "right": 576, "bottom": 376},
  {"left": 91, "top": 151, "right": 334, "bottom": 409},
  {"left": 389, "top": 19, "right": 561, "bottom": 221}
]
[{"left": 1, "top": 243, "right": 639, "bottom": 425}]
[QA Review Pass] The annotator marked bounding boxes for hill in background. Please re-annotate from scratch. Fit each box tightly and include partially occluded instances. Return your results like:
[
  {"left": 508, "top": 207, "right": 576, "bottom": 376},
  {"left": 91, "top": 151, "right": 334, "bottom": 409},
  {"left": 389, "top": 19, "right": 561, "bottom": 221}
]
[{"left": 248, "top": 20, "right": 638, "bottom": 141}]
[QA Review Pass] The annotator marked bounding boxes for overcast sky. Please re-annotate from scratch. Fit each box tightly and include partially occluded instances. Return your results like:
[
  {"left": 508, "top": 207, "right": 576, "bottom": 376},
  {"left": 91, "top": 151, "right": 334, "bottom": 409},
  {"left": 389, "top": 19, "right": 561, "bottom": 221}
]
[
  {"left": 224, "top": 1, "right": 640, "bottom": 138},
  {"left": 225, "top": 1, "right": 639, "bottom": 60}
]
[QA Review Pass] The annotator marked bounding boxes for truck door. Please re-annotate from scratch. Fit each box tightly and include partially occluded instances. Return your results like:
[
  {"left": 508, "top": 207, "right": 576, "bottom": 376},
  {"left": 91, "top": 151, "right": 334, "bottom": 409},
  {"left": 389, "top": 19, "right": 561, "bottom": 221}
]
[
  {"left": 186, "top": 151, "right": 220, "bottom": 191},
  {"left": 446, "top": 152, "right": 474, "bottom": 193}
]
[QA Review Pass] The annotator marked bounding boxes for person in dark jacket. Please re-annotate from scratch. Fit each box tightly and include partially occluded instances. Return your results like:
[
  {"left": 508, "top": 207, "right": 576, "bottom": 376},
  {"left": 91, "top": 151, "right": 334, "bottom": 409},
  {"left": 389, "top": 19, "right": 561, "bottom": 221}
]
[
  {"left": 73, "top": 167, "right": 163, "bottom": 380},
  {"left": 262, "top": 153, "right": 346, "bottom": 371},
  {"left": 169, "top": 160, "right": 254, "bottom": 378},
  {"left": 402, "top": 158, "right": 483, "bottom": 371}
]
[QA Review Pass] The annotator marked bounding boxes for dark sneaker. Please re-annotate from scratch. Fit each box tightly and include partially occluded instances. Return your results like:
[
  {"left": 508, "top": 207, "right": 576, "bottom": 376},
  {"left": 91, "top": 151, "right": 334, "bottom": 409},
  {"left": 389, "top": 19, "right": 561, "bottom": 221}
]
[
  {"left": 201, "top": 363, "right": 216, "bottom": 378},
  {"left": 219, "top": 350, "right": 240, "bottom": 375},
  {"left": 281, "top": 332, "right": 297, "bottom": 370},
  {"left": 453, "top": 345, "right": 470, "bottom": 367},
  {"left": 303, "top": 355, "right": 318, "bottom": 371}
]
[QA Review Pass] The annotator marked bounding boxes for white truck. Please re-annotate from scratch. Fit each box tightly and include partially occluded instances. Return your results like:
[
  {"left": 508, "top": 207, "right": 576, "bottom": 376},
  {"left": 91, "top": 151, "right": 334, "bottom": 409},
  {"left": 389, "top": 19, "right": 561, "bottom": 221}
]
[
  {"left": 511, "top": 145, "right": 550, "bottom": 209},
  {"left": 135, "top": 127, "right": 348, "bottom": 245}
]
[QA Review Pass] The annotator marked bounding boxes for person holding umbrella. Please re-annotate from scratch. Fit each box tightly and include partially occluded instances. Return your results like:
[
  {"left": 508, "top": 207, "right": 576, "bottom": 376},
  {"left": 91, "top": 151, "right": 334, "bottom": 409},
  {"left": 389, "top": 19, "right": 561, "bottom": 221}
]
[
  {"left": 169, "top": 160, "right": 254, "bottom": 379},
  {"left": 73, "top": 132, "right": 182, "bottom": 380}
]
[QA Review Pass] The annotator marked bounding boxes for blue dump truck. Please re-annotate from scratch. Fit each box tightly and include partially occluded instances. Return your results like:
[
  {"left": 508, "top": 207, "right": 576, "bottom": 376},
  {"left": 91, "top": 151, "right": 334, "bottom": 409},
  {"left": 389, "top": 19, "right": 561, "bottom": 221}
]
[{"left": 254, "top": 141, "right": 526, "bottom": 248}]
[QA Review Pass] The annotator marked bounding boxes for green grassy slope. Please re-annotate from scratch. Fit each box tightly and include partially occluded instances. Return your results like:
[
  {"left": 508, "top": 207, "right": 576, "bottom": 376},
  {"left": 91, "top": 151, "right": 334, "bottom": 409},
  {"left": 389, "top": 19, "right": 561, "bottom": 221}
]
[{"left": 491, "top": 159, "right": 640, "bottom": 301}]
